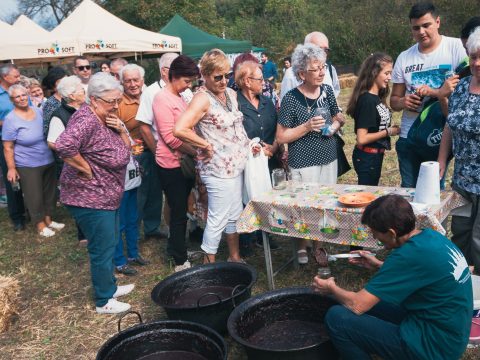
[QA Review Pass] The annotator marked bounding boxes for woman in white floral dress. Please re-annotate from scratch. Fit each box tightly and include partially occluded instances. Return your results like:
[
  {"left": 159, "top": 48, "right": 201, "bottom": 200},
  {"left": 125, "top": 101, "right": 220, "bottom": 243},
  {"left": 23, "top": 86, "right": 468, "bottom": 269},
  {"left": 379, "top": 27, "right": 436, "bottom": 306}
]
[{"left": 174, "top": 49, "right": 250, "bottom": 263}]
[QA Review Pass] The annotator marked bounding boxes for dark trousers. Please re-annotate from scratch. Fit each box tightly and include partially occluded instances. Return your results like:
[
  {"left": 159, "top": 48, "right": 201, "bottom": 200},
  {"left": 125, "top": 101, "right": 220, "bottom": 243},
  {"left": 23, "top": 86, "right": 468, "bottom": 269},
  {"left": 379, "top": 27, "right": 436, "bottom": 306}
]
[
  {"left": 137, "top": 150, "right": 163, "bottom": 235},
  {"left": 325, "top": 302, "right": 416, "bottom": 360},
  {"left": 67, "top": 205, "right": 118, "bottom": 307},
  {"left": 158, "top": 166, "right": 193, "bottom": 265},
  {"left": 17, "top": 163, "right": 56, "bottom": 224},
  {"left": 352, "top": 147, "right": 384, "bottom": 186},
  {"left": 0, "top": 140, "right": 25, "bottom": 225},
  {"left": 451, "top": 184, "right": 480, "bottom": 271}
]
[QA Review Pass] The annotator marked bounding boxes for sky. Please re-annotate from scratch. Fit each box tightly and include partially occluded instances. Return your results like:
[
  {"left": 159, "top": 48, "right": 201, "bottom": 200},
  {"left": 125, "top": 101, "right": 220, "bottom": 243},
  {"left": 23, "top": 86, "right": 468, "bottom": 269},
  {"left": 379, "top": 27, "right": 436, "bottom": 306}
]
[{"left": 0, "top": 0, "right": 18, "bottom": 22}]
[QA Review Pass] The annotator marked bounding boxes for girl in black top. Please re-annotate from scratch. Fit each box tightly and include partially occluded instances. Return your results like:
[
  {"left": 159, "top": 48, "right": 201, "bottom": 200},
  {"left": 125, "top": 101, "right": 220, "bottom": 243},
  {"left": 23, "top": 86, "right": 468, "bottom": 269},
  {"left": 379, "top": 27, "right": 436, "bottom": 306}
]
[{"left": 346, "top": 53, "right": 400, "bottom": 186}]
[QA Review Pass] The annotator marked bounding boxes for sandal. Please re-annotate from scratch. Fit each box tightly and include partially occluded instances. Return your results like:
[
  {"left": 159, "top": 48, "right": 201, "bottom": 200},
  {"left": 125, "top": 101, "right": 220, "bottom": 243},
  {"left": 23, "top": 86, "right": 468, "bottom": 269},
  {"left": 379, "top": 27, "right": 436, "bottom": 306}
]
[
  {"left": 297, "top": 250, "right": 308, "bottom": 264},
  {"left": 39, "top": 227, "right": 55, "bottom": 238},
  {"left": 227, "top": 257, "right": 247, "bottom": 264}
]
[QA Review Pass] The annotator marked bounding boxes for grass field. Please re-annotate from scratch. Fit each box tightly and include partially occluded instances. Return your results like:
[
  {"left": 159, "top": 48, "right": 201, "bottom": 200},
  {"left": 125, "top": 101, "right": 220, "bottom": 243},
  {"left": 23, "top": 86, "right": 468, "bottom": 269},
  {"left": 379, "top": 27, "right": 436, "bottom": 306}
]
[{"left": 0, "top": 88, "right": 478, "bottom": 359}]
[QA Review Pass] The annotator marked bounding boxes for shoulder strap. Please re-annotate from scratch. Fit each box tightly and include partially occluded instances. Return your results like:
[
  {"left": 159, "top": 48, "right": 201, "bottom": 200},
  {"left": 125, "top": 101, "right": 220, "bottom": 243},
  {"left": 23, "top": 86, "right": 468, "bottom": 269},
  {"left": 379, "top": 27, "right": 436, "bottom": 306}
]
[{"left": 327, "top": 61, "right": 333, "bottom": 79}]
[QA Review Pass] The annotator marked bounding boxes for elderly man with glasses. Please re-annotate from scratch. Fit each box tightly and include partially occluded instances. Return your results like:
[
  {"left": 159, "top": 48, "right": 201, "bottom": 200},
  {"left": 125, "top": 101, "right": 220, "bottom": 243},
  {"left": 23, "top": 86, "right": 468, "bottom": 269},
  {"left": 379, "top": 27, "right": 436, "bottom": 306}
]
[
  {"left": 0, "top": 63, "right": 26, "bottom": 231},
  {"left": 280, "top": 32, "right": 340, "bottom": 101}
]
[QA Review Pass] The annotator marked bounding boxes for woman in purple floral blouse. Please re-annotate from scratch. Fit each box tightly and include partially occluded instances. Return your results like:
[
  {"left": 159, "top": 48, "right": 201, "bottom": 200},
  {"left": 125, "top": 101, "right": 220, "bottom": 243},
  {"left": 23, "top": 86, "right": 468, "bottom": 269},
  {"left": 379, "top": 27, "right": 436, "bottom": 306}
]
[{"left": 56, "top": 72, "right": 134, "bottom": 314}]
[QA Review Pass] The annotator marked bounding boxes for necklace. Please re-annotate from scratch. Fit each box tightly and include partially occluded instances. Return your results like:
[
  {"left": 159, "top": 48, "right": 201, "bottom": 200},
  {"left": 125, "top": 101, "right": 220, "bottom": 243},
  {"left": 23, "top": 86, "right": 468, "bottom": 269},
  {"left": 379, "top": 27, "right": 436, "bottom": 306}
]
[
  {"left": 300, "top": 85, "right": 321, "bottom": 113},
  {"left": 207, "top": 89, "right": 232, "bottom": 112}
]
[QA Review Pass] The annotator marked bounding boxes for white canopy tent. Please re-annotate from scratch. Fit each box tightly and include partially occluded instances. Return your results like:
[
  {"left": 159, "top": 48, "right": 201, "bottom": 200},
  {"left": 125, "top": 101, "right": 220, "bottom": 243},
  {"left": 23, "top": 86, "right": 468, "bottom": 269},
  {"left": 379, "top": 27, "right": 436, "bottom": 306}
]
[
  {"left": 50, "top": 0, "right": 181, "bottom": 60},
  {"left": 0, "top": 0, "right": 181, "bottom": 65}
]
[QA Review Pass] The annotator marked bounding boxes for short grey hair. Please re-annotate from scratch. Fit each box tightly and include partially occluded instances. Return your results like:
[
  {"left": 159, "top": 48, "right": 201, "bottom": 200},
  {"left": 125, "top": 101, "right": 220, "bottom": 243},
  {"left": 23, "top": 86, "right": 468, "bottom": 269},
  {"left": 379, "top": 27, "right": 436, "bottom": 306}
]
[
  {"left": 119, "top": 63, "right": 145, "bottom": 82},
  {"left": 57, "top": 76, "right": 82, "bottom": 102},
  {"left": 110, "top": 57, "right": 128, "bottom": 68},
  {"left": 158, "top": 52, "right": 179, "bottom": 70},
  {"left": 467, "top": 27, "right": 480, "bottom": 55},
  {"left": 291, "top": 43, "right": 327, "bottom": 81},
  {"left": 8, "top": 84, "right": 28, "bottom": 97},
  {"left": 87, "top": 72, "right": 123, "bottom": 100},
  {"left": 0, "top": 64, "right": 18, "bottom": 78}
]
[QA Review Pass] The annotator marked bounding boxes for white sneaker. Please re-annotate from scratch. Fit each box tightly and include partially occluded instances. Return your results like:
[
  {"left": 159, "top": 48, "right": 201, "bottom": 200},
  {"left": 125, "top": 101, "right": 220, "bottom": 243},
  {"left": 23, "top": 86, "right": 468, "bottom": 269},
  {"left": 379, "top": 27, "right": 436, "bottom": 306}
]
[
  {"left": 39, "top": 227, "right": 55, "bottom": 238},
  {"left": 48, "top": 221, "right": 65, "bottom": 230},
  {"left": 174, "top": 260, "right": 192, "bottom": 272},
  {"left": 113, "top": 284, "right": 135, "bottom": 298},
  {"left": 96, "top": 298, "right": 131, "bottom": 314}
]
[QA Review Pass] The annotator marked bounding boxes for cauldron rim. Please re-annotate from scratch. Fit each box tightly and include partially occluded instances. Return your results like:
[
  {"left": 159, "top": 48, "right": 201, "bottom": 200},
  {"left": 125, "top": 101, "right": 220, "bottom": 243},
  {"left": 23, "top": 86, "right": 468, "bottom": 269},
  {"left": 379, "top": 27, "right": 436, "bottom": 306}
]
[
  {"left": 96, "top": 319, "right": 227, "bottom": 360},
  {"left": 151, "top": 262, "right": 257, "bottom": 310},
  {"left": 227, "top": 286, "right": 336, "bottom": 352}
]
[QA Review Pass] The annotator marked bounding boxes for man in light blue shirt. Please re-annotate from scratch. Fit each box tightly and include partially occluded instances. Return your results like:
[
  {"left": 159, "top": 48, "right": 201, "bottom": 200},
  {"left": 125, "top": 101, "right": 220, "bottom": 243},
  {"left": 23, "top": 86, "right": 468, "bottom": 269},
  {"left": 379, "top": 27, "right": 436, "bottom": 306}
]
[{"left": 0, "top": 64, "right": 26, "bottom": 231}]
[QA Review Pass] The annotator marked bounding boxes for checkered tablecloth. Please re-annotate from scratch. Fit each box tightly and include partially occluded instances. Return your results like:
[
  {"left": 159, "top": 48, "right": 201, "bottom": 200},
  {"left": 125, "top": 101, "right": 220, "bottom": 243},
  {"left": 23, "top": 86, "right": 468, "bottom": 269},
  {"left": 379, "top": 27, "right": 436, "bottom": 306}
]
[{"left": 236, "top": 184, "right": 467, "bottom": 249}]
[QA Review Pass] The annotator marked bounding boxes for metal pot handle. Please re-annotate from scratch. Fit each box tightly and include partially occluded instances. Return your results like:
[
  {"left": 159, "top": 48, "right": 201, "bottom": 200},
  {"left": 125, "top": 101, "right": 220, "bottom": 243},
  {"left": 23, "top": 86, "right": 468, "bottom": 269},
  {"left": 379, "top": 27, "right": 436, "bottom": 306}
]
[
  {"left": 117, "top": 310, "right": 143, "bottom": 333},
  {"left": 196, "top": 292, "right": 222, "bottom": 308},
  {"left": 231, "top": 284, "right": 246, "bottom": 308}
]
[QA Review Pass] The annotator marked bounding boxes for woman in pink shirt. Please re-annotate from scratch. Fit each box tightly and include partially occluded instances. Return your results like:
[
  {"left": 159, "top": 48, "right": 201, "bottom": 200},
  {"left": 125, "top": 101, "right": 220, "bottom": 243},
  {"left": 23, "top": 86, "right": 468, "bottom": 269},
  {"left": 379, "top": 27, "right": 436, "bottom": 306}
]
[{"left": 153, "top": 55, "right": 200, "bottom": 272}]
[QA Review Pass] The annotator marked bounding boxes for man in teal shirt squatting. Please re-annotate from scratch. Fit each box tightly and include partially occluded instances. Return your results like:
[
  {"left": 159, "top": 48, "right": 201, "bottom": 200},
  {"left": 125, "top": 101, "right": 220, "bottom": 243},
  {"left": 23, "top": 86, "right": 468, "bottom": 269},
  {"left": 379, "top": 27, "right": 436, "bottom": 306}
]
[{"left": 313, "top": 195, "right": 473, "bottom": 360}]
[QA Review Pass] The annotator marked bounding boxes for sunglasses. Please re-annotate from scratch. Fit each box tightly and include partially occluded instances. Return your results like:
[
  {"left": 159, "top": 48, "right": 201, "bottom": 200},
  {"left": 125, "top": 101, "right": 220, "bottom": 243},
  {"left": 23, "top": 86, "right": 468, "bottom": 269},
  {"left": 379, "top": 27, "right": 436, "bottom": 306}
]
[
  {"left": 213, "top": 72, "right": 232, "bottom": 82},
  {"left": 76, "top": 65, "right": 91, "bottom": 71}
]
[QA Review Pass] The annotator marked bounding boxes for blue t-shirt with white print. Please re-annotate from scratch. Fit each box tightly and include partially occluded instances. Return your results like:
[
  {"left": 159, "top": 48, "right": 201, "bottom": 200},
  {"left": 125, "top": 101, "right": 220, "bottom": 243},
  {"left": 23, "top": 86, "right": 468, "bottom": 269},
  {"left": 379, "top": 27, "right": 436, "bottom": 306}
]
[{"left": 366, "top": 229, "right": 472, "bottom": 360}]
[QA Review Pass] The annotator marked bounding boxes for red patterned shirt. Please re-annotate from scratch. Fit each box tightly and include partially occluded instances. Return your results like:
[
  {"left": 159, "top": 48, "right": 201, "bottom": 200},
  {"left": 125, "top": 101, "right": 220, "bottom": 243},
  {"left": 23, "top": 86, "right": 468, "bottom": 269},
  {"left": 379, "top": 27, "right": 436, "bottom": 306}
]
[{"left": 56, "top": 104, "right": 130, "bottom": 210}]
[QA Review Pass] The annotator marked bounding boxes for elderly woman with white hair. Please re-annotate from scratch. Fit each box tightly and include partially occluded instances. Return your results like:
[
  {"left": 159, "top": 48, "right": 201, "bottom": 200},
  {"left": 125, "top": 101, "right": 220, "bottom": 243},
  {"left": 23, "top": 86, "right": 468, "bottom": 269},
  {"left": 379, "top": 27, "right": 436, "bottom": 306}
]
[
  {"left": 276, "top": 43, "right": 346, "bottom": 264},
  {"left": 56, "top": 72, "right": 134, "bottom": 314},
  {"left": 2, "top": 84, "right": 62, "bottom": 237},
  {"left": 46, "top": 75, "right": 86, "bottom": 150},
  {"left": 438, "top": 27, "right": 480, "bottom": 274},
  {"left": 46, "top": 75, "right": 87, "bottom": 245}
]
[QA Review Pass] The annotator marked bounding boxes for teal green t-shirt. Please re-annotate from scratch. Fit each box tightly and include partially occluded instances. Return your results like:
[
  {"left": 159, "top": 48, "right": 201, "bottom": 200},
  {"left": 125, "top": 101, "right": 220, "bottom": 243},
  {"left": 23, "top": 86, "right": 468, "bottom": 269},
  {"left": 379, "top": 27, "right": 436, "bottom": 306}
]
[{"left": 365, "top": 229, "right": 472, "bottom": 360}]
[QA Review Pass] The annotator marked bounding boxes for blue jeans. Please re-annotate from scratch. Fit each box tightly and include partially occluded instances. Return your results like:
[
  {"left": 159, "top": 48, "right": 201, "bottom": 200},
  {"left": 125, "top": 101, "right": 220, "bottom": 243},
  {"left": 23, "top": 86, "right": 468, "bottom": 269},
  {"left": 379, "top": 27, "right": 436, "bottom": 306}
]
[
  {"left": 396, "top": 137, "right": 447, "bottom": 189},
  {"left": 352, "top": 147, "right": 384, "bottom": 186},
  {"left": 67, "top": 205, "right": 118, "bottom": 307},
  {"left": 325, "top": 302, "right": 416, "bottom": 360},
  {"left": 115, "top": 188, "right": 139, "bottom": 267},
  {"left": 136, "top": 150, "right": 163, "bottom": 235}
]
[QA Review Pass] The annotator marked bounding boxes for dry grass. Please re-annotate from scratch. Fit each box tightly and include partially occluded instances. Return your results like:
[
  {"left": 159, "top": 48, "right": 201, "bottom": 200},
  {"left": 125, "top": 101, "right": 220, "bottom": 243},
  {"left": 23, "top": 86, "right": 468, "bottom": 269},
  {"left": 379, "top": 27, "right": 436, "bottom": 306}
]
[{"left": 0, "top": 88, "right": 478, "bottom": 359}]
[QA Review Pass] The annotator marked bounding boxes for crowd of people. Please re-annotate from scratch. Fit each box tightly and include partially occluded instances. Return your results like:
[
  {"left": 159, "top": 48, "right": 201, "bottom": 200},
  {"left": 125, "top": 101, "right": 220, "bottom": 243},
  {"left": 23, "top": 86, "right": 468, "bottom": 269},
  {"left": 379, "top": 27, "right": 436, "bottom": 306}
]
[{"left": 0, "top": 1, "right": 479, "bottom": 358}]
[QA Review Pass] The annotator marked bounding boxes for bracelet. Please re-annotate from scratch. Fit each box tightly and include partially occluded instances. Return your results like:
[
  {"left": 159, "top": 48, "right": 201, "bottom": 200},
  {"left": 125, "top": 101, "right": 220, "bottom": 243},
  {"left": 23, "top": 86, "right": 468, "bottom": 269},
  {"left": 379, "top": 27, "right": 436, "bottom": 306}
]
[{"left": 385, "top": 128, "right": 390, "bottom": 137}]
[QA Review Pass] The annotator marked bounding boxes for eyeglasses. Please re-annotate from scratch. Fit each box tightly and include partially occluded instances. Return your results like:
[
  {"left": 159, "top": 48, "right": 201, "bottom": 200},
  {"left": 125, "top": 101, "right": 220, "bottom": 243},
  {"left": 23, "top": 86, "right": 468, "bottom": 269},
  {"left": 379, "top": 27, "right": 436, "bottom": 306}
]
[
  {"left": 96, "top": 96, "right": 122, "bottom": 105},
  {"left": 213, "top": 73, "right": 232, "bottom": 82},
  {"left": 321, "top": 47, "right": 331, "bottom": 54},
  {"left": 248, "top": 76, "right": 264, "bottom": 82},
  {"left": 306, "top": 65, "right": 327, "bottom": 73},
  {"left": 76, "top": 65, "right": 91, "bottom": 71}
]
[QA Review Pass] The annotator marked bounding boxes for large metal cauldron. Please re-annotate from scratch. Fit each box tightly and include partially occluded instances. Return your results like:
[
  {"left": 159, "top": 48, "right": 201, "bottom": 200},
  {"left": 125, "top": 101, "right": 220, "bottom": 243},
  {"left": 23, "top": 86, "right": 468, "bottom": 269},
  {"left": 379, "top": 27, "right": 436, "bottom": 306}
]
[
  {"left": 227, "top": 287, "right": 339, "bottom": 360},
  {"left": 96, "top": 312, "right": 227, "bottom": 360},
  {"left": 151, "top": 262, "right": 257, "bottom": 334}
]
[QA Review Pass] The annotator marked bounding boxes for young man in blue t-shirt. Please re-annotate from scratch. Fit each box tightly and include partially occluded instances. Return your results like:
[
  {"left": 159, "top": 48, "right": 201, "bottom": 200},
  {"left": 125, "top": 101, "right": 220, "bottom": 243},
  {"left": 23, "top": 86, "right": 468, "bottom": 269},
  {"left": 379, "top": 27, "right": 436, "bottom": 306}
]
[{"left": 312, "top": 195, "right": 472, "bottom": 360}]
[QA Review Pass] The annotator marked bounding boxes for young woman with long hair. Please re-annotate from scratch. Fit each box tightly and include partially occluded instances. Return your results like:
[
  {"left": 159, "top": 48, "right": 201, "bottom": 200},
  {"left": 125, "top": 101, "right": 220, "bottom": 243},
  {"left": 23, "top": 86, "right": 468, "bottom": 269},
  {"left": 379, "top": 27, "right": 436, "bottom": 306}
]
[{"left": 346, "top": 53, "right": 400, "bottom": 186}]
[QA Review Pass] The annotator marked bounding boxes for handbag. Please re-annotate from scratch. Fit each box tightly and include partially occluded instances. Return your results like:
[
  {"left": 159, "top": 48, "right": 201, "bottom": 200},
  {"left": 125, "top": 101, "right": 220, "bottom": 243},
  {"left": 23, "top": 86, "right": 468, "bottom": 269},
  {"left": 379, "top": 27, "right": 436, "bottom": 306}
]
[
  {"left": 335, "top": 133, "right": 351, "bottom": 177},
  {"left": 180, "top": 153, "right": 196, "bottom": 180},
  {"left": 243, "top": 139, "right": 273, "bottom": 204}
]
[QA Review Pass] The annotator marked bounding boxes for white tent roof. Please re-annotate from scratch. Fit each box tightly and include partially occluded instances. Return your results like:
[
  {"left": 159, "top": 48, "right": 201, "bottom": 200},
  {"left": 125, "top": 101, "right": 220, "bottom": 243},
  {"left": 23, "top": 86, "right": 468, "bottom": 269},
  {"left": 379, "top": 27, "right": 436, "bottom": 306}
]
[
  {"left": 50, "top": 0, "right": 182, "bottom": 57},
  {"left": 0, "top": 0, "right": 181, "bottom": 64},
  {"left": 0, "top": 16, "right": 79, "bottom": 63},
  {"left": 12, "top": 15, "right": 50, "bottom": 35}
]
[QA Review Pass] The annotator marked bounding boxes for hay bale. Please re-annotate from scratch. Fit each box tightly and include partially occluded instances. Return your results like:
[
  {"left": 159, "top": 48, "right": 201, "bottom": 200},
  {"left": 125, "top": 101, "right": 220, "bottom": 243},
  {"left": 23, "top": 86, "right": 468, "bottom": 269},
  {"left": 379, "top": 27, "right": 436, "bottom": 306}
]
[
  {"left": 339, "top": 73, "right": 358, "bottom": 89},
  {"left": 0, "top": 276, "right": 20, "bottom": 333}
]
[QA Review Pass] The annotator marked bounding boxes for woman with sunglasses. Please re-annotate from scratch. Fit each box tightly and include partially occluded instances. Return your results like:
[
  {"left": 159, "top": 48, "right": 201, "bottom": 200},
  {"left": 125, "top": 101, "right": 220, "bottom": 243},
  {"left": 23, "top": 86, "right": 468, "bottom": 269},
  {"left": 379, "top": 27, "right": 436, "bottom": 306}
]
[
  {"left": 276, "top": 43, "right": 346, "bottom": 265},
  {"left": 3, "top": 84, "right": 63, "bottom": 238},
  {"left": 56, "top": 72, "right": 134, "bottom": 314},
  {"left": 174, "top": 49, "right": 250, "bottom": 264}
]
